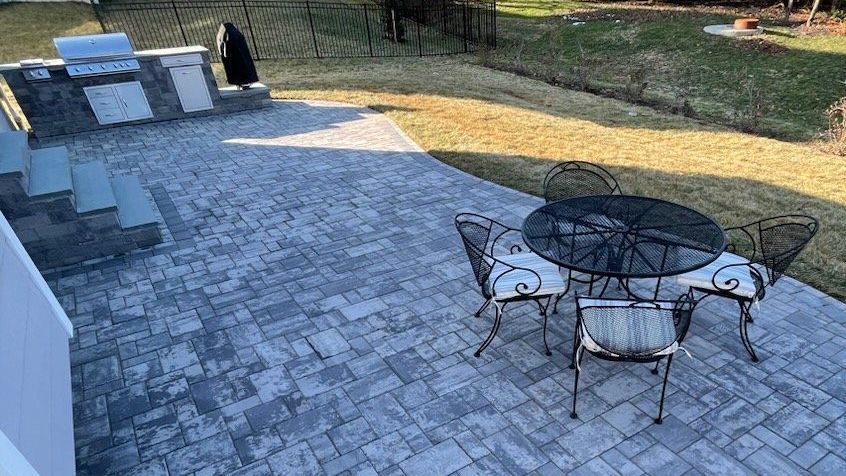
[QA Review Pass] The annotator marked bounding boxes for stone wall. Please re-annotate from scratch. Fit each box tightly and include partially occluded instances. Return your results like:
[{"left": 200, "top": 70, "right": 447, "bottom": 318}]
[
  {"left": 0, "top": 173, "right": 161, "bottom": 269},
  {"left": 1, "top": 48, "right": 271, "bottom": 138}
]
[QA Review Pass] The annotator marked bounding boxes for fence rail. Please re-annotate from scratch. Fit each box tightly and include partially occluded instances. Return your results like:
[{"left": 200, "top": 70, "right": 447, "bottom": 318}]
[{"left": 93, "top": 0, "right": 496, "bottom": 60}]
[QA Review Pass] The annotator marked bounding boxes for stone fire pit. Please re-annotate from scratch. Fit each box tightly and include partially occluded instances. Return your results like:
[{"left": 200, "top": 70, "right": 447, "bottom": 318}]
[{"left": 704, "top": 17, "right": 763, "bottom": 37}]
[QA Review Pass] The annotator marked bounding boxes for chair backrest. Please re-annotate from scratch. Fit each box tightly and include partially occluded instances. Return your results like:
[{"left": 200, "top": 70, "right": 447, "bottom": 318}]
[
  {"left": 727, "top": 215, "right": 819, "bottom": 285},
  {"left": 543, "top": 161, "right": 621, "bottom": 203},
  {"left": 455, "top": 213, "right": 495, "bottom": 288},
  {"left": 576, "top": 297, "right": 693, "bottom": 358}
]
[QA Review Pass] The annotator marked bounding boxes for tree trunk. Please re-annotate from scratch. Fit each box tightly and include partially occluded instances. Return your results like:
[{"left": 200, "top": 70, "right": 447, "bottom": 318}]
[
  {"left": 807, "top": 0, "right": 822, "bottom": 26},
  {"left": 783, "top": 0, "right": 794, "bottom": 21}
]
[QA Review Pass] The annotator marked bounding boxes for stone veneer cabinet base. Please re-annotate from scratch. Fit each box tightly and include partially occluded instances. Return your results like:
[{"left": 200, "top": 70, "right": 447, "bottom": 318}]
[{"left": 0, "top": 46, "right": 271, "bottom": 138}]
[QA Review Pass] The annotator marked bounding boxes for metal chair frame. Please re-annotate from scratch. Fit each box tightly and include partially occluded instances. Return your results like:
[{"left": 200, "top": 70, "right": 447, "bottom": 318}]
[
  {"left": 456, "top": 212, "right": 567, "bottom": 357},
  {"left": 542, "top": 161, "right": 622, "bottom": 204},
  {"left": 686, "top": 215, "right": 818, "bottom": 362},
  {"left": 570, "top": 293, "right": 695, "bottom": 424},
  {"left": 542, "top": 161, "right": 623, "bottom": 301}
]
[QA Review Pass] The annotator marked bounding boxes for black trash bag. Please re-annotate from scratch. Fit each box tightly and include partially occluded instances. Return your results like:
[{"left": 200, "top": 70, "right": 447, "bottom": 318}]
[{"left": 216, "top": 22, "right": 259, "bottom": 88}]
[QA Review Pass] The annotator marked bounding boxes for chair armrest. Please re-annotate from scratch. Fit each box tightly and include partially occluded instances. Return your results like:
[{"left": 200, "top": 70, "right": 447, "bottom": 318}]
[
  {"left": 490, "top": 264, "right": 543, "bottom": 297},
  {"left": 491, "top": 226, "right": 528, "bottom": 255},
  {"left": 710, "top": 261, "right": 765, "bottom": 298},
  {"left": 724, "top": 224, "right": 759, "bottom": 262}
]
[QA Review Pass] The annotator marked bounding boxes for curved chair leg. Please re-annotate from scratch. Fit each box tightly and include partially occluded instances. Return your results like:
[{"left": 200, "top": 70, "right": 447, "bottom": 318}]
[
  {"left": 738, "top": 301, "right": 759, "bottom": 362},
  {"left": 651, "top": 359, "right": 661, "bottom": 375},
  {"left": 552, "top": 293, "right": 564, "bottom": 314},
  {"left": 553, "top": 271, "right": 571, "bottom": 315},
  {"left": 474, "top": 299, "right": 491, "bottom": 318},
  {"left": 569, "top": 318, "right": 581, "bottom": 369},
  {"left": 537, "top": 298, "right": 547, "bottom": 316},
  {"left": 655, "top": 354, "right": 674, "bottom": 424},
  {"left": 542, "top": 308, "right": 552, "bottom": 356},
  {"left": 570, "top": 354, "right": 581, "bottom": 419},
  {"left": 474, "top": 301, "right": 502, "bottom": 358},
  {"left": 596, "top": 276, "right": 612, "bottom": 298}
]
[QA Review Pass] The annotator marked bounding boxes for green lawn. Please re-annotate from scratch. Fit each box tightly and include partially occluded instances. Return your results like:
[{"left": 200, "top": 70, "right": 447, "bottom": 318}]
[
  {"left": 489, "top": 3, "right": 846, "bottom": 140},
  {"left": 498, "top": 0, "right": 582, "bottom": 17}
]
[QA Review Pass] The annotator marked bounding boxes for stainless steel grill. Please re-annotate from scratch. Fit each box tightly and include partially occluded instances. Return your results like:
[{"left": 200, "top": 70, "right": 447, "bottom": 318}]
[{"left": 53, "top": 33, "right": 140, "bottom": 78}]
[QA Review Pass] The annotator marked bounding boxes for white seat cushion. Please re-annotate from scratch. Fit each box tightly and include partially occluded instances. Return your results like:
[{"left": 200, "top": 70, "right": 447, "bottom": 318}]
[
  {"left": 675, "top": 252, "right": 759, "bottom": 299},
  {"left": 577, "top": 299, "right": 678, "bottom": 357},
  {"left": 485, "top": 252, "right": 568, "bottom": 300}
]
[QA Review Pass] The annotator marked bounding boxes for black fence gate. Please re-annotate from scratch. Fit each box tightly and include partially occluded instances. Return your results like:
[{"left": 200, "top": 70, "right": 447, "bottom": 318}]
[{"left": 93, "top": 0, "right": 496, "bottom": 61}]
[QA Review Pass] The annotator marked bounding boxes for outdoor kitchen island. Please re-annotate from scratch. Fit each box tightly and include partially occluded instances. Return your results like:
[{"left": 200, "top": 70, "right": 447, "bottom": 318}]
[{"left": 0, "top": 34, "right": 270, "bottom": 138}]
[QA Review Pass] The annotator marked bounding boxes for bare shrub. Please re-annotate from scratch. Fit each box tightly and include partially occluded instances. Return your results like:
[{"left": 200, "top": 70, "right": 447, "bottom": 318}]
[
  {"left": 731, "top": 71, "right": 771, "bottom": 133},
  {"left": 572, "top": 43, "right": 599, "bottom": 92},
  {"left": 622, "top": 64, "right": 649, "bottom": 102},
  {"left": 670, "top": 60, "right": 696, "bottom": 117},
  {"left": 512, "top": 38, "right": 528, "bottom": 72},
  {"left": 826, "top": 97, "right": 846, "bottom": 155}
]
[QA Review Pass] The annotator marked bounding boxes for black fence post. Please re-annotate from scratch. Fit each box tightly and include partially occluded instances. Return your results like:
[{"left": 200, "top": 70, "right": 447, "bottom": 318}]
[
  {"left": 91, "top": 1, "right": 108, "bottom": 33},
  {"left": 169, "top": 0, "right": 189, "bottom": 46},
  {"left": 240, "top": 0, "right": 261, "bottom": 60},
  {"left": 491, "top": 2, "right": 496, "bottom": 48},
  {"left": 363, "top": 4, "right": 374, "bottom": 57},
  {"left": 463, "top": 3, "right": 468, "bottom": 53},
  {"left": 305, "top": 1, "right": 320, "bottom": 58},
  {"left": 416, "top": 7, "right": 423, "bottom": 56}
]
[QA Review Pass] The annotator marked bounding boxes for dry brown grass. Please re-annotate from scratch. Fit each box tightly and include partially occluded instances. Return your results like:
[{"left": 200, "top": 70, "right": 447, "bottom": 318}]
[{"left": 222, "top": 57, "right": 846, "bottom": 300}]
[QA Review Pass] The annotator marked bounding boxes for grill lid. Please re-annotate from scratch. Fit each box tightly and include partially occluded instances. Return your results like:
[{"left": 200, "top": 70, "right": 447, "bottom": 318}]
[{"left": 53, "top": 33, "right": 134, "bottom": 62}]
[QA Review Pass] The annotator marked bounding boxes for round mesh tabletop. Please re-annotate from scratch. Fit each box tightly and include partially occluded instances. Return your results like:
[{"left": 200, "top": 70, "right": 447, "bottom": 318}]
[{"left": 522, "top": 195, "right": 727, "bottom": 278}]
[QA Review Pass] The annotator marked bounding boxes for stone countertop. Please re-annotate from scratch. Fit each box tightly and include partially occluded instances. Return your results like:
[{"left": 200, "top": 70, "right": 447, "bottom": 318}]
[
  {"left": 135, "top": 45, "right": 209, "bottom": 58},
  {"left": 219, "top": 83, "right": 270, "bottom": 99},
  {"left": 0, "top": 45, "right": 210, "bottom": 71}
]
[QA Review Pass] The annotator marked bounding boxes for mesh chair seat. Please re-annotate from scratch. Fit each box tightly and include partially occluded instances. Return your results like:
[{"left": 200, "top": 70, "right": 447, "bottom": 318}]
[
  {"left": 675, "top": 252, "right": 759, "bottom": 299},
  {"left": 578, "top": 299, "right": 679, "bottom": 358},
  {"left": 485, "top": 252, "right": 568, "bottom": 300}
]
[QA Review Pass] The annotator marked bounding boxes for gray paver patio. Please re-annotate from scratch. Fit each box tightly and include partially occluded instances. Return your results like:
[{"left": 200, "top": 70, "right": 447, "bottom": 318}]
[{"left": 38, "top": 100, "right": 846, "bottom": 475}]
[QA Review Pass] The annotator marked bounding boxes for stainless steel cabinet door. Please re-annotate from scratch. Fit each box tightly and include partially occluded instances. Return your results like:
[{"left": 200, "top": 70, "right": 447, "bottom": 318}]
[
  {"left": 84, "top": 84, "right": 127, "bottom": 125},
  {"left": 113, "top": 82, "right": 153, "bottom": 121},
  {"left": 170, "top": 65, "right": 213, "bottom": 113}
]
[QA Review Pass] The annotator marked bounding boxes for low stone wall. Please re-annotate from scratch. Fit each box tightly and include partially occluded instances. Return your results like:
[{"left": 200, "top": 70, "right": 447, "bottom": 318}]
[
  {"left": 1, "top": 47, "right": 270, "bottom": 138},
  {"left": 0, "top": 174, "right": 161, "bottom": 269}
]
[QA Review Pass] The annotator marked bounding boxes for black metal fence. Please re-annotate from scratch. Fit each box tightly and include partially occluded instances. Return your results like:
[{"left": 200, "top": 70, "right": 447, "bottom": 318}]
[{"left": 93, "top": 0, "right": 496, "bottom": 60}]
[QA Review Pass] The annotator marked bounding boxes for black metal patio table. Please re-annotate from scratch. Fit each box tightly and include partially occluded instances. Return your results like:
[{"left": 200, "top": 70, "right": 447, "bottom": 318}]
[{"left": 522, "top": 195, "right": 727, "bottom": 298}]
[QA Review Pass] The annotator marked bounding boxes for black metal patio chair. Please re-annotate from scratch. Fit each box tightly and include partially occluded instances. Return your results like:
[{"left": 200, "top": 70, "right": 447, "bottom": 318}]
[
  {"left": 570, "top": 295, "right": 695, "bottom": 424},
  {"left": 675, "top": 215, "right": 819, "bottom": 362},
  {"left": 542, "top": 161, "right": 624, "bottom": 302},
  {"left": 455, "top": 213, "right": 570, "bottom": 357},
  {"left": 542, "top": 161, "right": 622, "bottom": 204}
]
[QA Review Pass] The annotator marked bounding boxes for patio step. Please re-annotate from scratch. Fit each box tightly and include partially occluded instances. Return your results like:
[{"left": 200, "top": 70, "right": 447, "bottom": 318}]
[
  {"left": 0, "top": 130, "right": 30, "bottom": 178},
  {"left": 27, "top": 146, "right": 73, "bottom": 199},
  {"left": 71, "top": 161, "right": 117, "bottom": 215},
  {"left": 0, "top": 129, "right": 162, "bottom": 267},
  {"left": 110, "top": 175, "right": 157, "bottom": 230}
]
